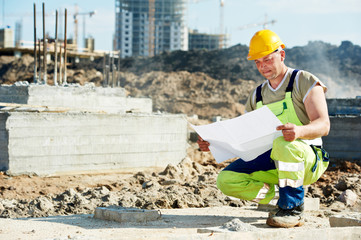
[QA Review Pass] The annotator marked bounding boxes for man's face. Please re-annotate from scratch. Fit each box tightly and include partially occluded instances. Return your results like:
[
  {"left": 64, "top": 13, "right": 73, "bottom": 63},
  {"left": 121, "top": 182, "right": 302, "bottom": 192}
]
[{"left": 254, "top": 50, "right": 285, "bottom": 80}]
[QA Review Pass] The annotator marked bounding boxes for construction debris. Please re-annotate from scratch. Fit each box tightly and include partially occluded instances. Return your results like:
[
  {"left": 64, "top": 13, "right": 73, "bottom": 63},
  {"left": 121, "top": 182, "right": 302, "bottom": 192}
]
[
  {"left": 94, "top": 207, "right": 161, "bottom": 223},
  {"left": 329, "top": 213, "right": 361, "bottom": 227}
]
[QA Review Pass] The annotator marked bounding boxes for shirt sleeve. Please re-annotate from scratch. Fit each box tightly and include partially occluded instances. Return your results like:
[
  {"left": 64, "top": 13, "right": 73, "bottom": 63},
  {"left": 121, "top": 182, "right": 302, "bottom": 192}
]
[
  {"left": 245, "top": 88, "right": 257, "bottom": 113},
  {"left": 296, "top": 71, "right": 327, "bottom": 103}
]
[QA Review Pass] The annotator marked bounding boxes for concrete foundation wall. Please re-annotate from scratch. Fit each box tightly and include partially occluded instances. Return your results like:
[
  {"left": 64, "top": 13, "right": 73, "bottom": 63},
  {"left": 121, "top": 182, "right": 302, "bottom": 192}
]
[
  {"left": 323, "top": 116, "right": 361, "bottom": 161},
  {"left": 0, "top": 112, "right": 187, "bottom": 175},
  {"left": 324, "top": 98, "right": 361, "bottom": 161},
  {"left": 0, "top": 113, "right": 9, "bottom": 170},
  {"left": 0, "top": 84, "right": 152, "bottom": 114},
  {"left": 327, "top": 98, "right": 361, "bottom": 115}
]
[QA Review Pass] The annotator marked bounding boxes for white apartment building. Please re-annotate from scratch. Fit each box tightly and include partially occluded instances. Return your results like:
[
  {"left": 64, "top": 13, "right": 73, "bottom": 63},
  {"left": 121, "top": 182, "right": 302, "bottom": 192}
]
[{"left": 115, "top": 0, "right": 188, "bottom": 58}]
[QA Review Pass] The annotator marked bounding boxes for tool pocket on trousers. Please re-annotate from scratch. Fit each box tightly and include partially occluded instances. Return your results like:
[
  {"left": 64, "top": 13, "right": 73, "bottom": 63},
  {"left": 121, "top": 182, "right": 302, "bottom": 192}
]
[{"left": 310, "top": 145, "right": 329, "bottom": 173}]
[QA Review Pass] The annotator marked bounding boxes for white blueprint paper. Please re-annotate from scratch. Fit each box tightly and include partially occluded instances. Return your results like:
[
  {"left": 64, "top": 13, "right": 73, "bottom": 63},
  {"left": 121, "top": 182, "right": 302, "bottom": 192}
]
[{"left": 190, "top": 106, "right": 283, "bottom": 163}]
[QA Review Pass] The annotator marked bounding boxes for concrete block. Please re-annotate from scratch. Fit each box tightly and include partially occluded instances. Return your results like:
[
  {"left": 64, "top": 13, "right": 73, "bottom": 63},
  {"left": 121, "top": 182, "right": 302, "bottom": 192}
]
[
  {"left": 304, "top": 197, "right": 320, "bottom": 211},
  {"left": 0, "top": 111, "right": 187, "bottom": 175},
  {"left": 329, "top": 213, "right": 361, "bottom": 227},
  {"left": 94, "top": 207, "right": 161, "bottom": 223},
  {"left": 0, "top": 84, "right": 187, "bottom": 175},
  {"left": 0, "top": 84, "right": 152, "bottom": 114}
]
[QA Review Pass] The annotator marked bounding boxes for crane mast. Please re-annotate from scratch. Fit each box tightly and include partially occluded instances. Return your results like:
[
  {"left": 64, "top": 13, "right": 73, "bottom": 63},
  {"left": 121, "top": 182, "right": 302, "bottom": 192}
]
[{"left": 73, "top": 4, "right": 96, "bottom": 51}]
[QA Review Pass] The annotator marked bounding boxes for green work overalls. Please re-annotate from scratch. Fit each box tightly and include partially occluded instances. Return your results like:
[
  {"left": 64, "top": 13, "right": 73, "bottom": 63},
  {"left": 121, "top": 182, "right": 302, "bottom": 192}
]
[{"left": 217, "top": 70, "right": 329, "bottom": 209}]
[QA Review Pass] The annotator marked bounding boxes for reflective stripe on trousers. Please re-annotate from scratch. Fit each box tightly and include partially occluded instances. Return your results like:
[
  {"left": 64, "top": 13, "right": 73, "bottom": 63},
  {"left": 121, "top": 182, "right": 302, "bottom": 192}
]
[
  {"left": 253, "top": 183, "right": 279, "bottom": 204},
  {"left": 216, "top": 137, "right": 328, "bottom": 207}
]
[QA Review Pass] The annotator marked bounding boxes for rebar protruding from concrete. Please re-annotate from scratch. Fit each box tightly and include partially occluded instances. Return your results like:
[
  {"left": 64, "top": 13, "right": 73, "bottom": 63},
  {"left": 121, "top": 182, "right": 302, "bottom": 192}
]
[
  {"left": 33, "top": 3, "right": 38, "bottom": 84},
  {"left": 102, "top": 53, "right": 107, "bottom": 87},
  {"left": 63, "top": 8, "right": 68, "bottom": 85},
  {"left": 42, "top": 2, "right": 47, "bottom": 84},
  {"left": 38, "top": 38, "right": 41, "bottom": 83},
  {"left": 107, "top": 52, "right": 111, "bottom": 87},
  {"left": 112, "top": 64, "right": 116, "bottom": 88},
  {"left": 54, "top": 10, "right": 58, "bottom": 86},
  {"left": 105, "top": 65, "right": 110, "bottom": 87},
  {"left": 117, "top": 50, "right": 121, "bottom": 87},
  {"left": 59, "top": 41, "right": 63, "bottom": 85},
  {"left": 44, "top": 39, "right": 48, "bottom": 84},
  {"left": 111, "top": 53, "right": 115, "bottom": 88}
]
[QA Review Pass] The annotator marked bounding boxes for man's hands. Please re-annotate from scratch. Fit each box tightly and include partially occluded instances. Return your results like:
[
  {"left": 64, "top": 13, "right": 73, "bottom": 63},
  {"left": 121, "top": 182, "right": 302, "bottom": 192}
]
[
  {"left": 277, "top": 123, "right": 299, "bottom": 142},
  {"left": 197, "top": 136, "right": 210, "bottom": 151},
  {"left": 198, "top": 124, "right": 300, "bottom": 147}
]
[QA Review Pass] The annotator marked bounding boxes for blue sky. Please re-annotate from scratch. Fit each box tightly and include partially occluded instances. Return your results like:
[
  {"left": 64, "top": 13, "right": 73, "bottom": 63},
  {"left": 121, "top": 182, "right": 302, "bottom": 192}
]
[{"left": 2, "top": 0, "right": 361, "bottom": 51}]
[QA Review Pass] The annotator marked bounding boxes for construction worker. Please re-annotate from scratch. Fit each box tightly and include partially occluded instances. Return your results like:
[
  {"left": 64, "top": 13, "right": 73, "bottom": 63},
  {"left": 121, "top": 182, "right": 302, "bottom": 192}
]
[{"left": 197, "top": 29, "right": 330, "bottom": 228}]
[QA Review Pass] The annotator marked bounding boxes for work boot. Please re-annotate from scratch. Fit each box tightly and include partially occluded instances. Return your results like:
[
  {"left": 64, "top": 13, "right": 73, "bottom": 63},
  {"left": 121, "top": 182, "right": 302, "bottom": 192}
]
[{"left": 266, "top": 203, "right": 304, "bottom": 228}]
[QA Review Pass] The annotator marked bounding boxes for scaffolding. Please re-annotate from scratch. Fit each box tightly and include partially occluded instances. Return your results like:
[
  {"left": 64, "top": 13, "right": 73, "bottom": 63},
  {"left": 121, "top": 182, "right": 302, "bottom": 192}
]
[{"left": 115, "top": 0, "right": 187, "bottom": 58}]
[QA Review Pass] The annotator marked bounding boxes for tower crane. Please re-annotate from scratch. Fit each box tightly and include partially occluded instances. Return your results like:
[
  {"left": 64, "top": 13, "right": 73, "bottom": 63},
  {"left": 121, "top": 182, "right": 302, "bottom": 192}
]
[
  {"left": 238, "top": 14, "right": 276, "bottom": 31},
  {"left": 73, "top": 4, "right": 95, "bottom": 51},
  {"left": 219, "top": 0, "right": 225, "bottom": 48}
]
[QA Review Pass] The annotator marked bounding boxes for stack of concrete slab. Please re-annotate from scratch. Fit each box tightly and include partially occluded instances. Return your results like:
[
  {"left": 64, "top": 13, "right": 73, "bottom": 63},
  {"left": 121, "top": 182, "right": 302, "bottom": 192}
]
[
  {"left": 0, "top": 84, "right": 188, "bottom": 176},
  {"left": 0, "top": 83, "right": 152, "bottom": 114}
]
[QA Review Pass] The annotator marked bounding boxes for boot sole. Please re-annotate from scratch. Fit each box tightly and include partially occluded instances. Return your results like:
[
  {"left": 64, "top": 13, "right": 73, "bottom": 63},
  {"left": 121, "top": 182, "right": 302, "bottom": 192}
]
[{"left": 266, "top": 217, "right": 305, "bottom": 228}]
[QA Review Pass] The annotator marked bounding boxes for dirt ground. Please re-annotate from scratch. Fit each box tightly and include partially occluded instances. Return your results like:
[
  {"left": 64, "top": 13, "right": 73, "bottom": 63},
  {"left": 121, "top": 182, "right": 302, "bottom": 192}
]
[
  {"left": 0, "top": 143, "right": 360, "bottom": 239},
  {"left": 0, "top": 143, "right": 360, "bottom": 215},
  {"left": 2, "top": 206, "right": 359, "bottom": 240}
]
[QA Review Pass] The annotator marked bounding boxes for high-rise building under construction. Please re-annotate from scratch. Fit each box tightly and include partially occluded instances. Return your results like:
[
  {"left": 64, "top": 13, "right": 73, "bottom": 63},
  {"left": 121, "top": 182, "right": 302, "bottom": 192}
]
[{"left": 115, "top": 0, "right": 188, "bottom": 58}]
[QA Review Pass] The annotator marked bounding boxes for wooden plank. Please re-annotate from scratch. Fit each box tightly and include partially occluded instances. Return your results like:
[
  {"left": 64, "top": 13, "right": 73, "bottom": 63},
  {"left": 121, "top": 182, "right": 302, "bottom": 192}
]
[
  {"left": 0, "top": 102, "right": 104, "bottom": 114},
  {"left": 0, "top": 107, "right": 16, "bottom": 111}
]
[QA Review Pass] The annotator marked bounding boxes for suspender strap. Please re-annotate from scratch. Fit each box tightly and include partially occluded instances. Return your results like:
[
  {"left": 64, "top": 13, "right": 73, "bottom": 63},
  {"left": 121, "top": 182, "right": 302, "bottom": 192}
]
[
  {"left": 256, "top": 84, "right": 263, "bottom": 103},
  {"left": 286, "top": 69, "right": 299, "bottom": 93},
  {"left": 256, "top": 69, "right": 300, "bottom": 104}
]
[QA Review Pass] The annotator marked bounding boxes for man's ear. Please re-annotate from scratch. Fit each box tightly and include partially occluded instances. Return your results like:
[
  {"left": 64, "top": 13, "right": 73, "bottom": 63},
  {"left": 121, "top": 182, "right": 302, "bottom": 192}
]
[{"left": 280, "top": 50, "right": 286, "bottom": 61}]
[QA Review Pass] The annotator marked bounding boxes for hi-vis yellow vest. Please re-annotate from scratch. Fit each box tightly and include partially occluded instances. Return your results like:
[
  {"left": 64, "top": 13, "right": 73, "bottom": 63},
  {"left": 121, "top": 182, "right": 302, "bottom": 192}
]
[{"left": 256, "top": 70, "right": 302, "bottom": 126}]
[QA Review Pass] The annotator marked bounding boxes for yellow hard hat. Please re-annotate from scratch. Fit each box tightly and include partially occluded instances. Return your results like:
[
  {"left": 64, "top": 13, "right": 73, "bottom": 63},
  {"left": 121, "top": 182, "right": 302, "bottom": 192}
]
[{"left": 247, "top": 29, "right": 285, "bottom": 60}]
